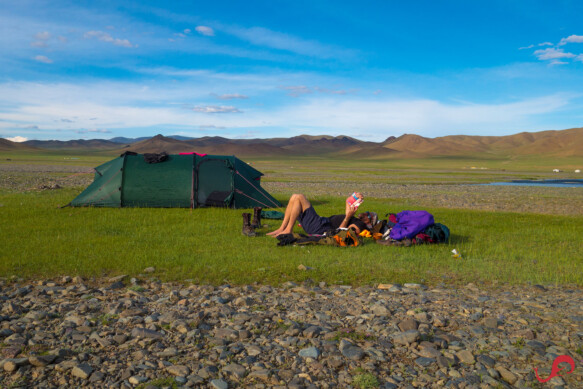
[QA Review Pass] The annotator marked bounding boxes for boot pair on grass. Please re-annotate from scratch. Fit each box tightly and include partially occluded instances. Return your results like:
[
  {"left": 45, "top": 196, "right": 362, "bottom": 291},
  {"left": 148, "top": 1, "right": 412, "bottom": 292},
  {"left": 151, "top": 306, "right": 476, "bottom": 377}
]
[{"left": 242, "top": 207, "right": 262, "bottom": 237}]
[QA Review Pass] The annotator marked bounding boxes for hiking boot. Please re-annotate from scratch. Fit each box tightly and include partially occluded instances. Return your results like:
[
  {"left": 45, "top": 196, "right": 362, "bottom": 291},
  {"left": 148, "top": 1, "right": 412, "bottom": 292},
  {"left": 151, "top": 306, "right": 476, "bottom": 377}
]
[
  {"left": 242, "top": 213, "right": 256, "bottom": 237},
  {"left": 251, "top": 207, "right": 262, "bottom": 229}
]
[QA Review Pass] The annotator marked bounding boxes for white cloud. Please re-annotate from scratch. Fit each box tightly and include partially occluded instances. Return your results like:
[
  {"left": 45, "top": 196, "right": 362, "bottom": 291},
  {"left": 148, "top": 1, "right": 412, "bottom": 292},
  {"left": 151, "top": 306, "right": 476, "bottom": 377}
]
[
  {"left": 520, "top": 42, "right": 553, "bottom": 50},
  {"left": 192, "top": 105, "right": 241, "bottom": 113},
  {"left": 268, "top": 94, "right": 574, "bottom": 138},
  {"left": 84, "top": 30, "right": 136, "bottom": 48},
  {"left": 0, "top": 78, "right": 577, "bottom": 142},
  {"left": 534, "top": 47, "right": 576, "bottom": 60},
  {"left": 559, "top": 35, "right": 583, "bottom": 46},
  {"left": 549, "top": 60, "right": 568, "bottom": 66},
  {"left": 6, "top": 136, "right": 28, "bottom": 142},
  {"left": 226, "top": 26, "right": 356, "bottom": 59},
  {"left": 280, "top": 85, "right": 312, "bottom": 97},
  {"left": 195, "top": 26, "right": 214, "bottom": 36},
  {"left": 199, "top": 124, "right": 226, "bottom": 130},
  {"left": 214, "top": 93, "right": 249, "bottom": 100},
  {"left": 35, "top": 31, "right": 51, "bottom": 40},
  {"left": 183, "top": 28, "right": 191, "bottom": 34},
  {"left": 76, "top": 128, "right": 111, "bottom": 134},
  {"left": 33, "top": 55, "right": 53, "bottom": 64}
]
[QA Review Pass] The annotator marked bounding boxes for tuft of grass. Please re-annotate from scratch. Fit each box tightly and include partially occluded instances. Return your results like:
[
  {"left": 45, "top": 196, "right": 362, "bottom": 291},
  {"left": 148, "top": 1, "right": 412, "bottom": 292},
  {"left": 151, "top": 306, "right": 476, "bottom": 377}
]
[
  {"left": 333, "top": 328, "right": 375, "bottom": 342},
  {"left": 128, "top": 285, "right": 146, "bottom": 293},
  {"left": 352, "top": 368, "right": 380, "bottom": 389}
]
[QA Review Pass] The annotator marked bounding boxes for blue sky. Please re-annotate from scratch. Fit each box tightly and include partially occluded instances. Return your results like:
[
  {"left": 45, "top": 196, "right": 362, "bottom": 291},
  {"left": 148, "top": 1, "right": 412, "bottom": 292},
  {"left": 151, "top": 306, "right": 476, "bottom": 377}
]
[{"left": 1, "top": 0, "right": 583, "bottom": 142}]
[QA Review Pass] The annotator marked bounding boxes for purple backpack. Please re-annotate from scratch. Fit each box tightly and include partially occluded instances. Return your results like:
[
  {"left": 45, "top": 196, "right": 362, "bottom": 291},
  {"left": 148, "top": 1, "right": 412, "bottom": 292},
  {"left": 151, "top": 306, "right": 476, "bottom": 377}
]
[{"left": 389, "top": 210, "right": 434, "bottom": 240}]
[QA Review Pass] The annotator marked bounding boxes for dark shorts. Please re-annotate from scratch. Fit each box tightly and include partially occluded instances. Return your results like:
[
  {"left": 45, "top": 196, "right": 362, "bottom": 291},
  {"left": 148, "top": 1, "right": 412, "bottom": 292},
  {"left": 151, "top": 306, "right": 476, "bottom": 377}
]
[{"left": 297, "top": 206, "right": 331, "bottom": 235}]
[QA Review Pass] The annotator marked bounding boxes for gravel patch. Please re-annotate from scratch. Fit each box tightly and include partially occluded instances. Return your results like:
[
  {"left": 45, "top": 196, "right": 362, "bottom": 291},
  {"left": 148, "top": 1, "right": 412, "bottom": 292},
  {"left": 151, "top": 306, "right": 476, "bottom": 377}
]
[{"left": 1, "top": 276, "right": 582, "bottom": 388}]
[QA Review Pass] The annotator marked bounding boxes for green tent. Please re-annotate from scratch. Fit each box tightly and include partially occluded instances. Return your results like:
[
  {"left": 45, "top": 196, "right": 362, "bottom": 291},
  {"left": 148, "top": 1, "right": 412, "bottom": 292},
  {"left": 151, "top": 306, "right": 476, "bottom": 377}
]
[{"left": 70, "top": 153, "right": 281, "bottom": 209}]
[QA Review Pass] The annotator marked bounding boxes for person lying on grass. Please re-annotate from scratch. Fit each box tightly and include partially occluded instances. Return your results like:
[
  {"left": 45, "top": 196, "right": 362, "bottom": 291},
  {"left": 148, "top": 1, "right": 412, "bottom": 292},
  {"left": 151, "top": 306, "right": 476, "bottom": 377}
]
[{"left": 267, "top": 193, "right": 371, "bottom": 237}]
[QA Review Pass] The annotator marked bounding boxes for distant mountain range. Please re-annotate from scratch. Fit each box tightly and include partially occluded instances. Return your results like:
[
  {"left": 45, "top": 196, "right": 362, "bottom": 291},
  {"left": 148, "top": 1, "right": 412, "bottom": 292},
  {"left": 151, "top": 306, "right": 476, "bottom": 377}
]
[{"left": 1, "top": 127, "right": 582, "bottom": 158}]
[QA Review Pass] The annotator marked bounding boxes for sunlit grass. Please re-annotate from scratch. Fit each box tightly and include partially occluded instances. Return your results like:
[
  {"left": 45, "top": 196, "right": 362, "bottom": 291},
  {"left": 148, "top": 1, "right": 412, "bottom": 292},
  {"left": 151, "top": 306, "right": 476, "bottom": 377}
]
[{"left": 1, "top": 188, "right": 581, "bottom": 286}]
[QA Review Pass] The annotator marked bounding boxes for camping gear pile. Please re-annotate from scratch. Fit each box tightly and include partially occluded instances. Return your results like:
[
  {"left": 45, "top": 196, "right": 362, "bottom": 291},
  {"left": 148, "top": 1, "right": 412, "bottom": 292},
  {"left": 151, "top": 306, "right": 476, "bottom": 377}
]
[
  {"left": 375, "top": 210, "right": 450, "bottom": 246},
  {"left": 275, "top": 210, "right": 449, "bottom": 247},
  {"left": 68, "top": 152, "right": 281, "bottom": 209}
]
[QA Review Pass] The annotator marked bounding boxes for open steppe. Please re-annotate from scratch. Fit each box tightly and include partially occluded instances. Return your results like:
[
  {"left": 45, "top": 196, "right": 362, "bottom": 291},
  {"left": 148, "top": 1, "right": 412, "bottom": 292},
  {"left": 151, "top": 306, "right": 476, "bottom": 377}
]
[{"left": 1, "top": 149, "right": 583, "bottom": 388}]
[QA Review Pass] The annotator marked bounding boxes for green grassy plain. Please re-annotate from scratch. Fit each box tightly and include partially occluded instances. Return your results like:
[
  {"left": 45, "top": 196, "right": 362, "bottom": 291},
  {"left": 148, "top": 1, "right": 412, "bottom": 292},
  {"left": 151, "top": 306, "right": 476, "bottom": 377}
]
[{"left": 1, "top": 151, "right": 582, "bottom": 286}]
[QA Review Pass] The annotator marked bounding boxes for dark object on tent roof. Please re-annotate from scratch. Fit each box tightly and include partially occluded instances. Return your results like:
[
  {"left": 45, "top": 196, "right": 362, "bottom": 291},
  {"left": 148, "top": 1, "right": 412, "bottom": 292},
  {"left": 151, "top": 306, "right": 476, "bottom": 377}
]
[{"left": 69, "top": 153, "right": 281, "bottom": 209}]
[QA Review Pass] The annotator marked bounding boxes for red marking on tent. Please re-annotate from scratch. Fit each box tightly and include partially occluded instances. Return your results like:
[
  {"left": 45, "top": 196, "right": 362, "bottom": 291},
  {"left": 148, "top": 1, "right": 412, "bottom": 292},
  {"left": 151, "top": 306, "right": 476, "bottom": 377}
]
[{"left": 179, "top": 152, "right": 207, "bottom": 156}]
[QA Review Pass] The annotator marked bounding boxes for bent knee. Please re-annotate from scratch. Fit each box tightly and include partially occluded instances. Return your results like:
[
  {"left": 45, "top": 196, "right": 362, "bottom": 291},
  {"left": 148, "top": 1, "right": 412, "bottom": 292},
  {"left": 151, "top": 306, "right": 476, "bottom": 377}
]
[{"left": 291, "top": 193, "right": 307, "bottom": 201}]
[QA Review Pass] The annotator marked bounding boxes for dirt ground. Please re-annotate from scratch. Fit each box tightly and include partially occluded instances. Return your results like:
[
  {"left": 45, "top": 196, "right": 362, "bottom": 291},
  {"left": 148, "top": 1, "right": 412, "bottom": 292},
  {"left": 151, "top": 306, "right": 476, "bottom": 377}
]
[{"left": 1, "top": 163, "right": 582, "bottom": 216}]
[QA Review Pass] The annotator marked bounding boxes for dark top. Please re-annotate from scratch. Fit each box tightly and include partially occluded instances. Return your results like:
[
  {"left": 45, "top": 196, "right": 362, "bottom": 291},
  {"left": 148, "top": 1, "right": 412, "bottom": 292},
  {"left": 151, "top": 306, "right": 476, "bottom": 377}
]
[{"left": 328, "top": 214, "right": 368, "bottom": 232}]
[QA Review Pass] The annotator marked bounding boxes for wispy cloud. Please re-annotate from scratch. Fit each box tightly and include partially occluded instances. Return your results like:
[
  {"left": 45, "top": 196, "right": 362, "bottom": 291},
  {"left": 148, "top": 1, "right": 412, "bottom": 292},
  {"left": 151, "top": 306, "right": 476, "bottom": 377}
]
[
  {"left": 84, "top": 30, "right": 136, "bottom": 48},
  {"left": 280, "top": 85, "right": 312, "bottom": 97},
  {"left": 199, "top": 124, "right": 227, "bottom": 130},
  {"left": 76, "top": 128, "right": 111, "bottom": 134},
  {"left": 192, "top": 105, "right": 242, "bottom": 113},
  {"left": 31, "top": 31, "right": 51, "bottom": 48},
  {"left": 195, "top": 26, "right": 214, "bottom": 36},
  {"left": 519, "top": 42, "right": 552, "bottom": 50},
  {"left": 225, "top": 26, "right": 356, "bottom": 59},
  {"left": 280, "top": 85, "right": 352, "bottom": 97},
  {"left": 525, "top": 35, "right": 583, "bottom": 65},
  {"left": 559, "top": 35, "right": 583, "bottom": 46},
  {"left": 534, "top": 47, "right": 576, "bottom": 60},
  {"left": 33, "top": 55, "right": 53, "bottom": 64},
  {"left": 213, "top": 93, "right": 249, "bottom": 100}
]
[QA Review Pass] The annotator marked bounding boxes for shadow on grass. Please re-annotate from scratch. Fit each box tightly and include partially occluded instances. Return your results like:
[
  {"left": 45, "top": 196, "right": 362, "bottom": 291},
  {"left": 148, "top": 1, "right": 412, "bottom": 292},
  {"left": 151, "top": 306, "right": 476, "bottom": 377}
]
[{"left": 448, "top": 234, "right": 471, "bottom": 244}]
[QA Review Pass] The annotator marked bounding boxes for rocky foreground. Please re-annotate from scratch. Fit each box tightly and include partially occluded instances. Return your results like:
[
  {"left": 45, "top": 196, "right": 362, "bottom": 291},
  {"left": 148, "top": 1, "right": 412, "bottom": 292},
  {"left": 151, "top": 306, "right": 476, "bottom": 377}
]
[{"left": 1, "top": 276, "right": 582, "bottom": 389}]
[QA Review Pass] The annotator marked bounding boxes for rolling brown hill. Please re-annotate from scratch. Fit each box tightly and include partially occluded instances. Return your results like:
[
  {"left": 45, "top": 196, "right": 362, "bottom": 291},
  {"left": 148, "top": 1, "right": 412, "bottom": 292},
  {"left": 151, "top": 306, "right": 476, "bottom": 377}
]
[
  {"left": 3, "top": 126, "right": 582, "bottom": 158},
  {"left": 122, "top": 135, "right": 294, "bottom": 157},
  {"left": 0, "top": 138, "right": 40, "bottom": 152},
  {"left": 23, "top": 139, "right": 120, "bottom": 150}
]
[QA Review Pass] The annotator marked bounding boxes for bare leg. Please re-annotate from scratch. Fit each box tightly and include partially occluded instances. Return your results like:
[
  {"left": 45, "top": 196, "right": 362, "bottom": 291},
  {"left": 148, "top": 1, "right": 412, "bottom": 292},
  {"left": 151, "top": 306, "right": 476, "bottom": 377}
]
[{"left": 267, "top": 194, "right": 311, "bottom": 237}]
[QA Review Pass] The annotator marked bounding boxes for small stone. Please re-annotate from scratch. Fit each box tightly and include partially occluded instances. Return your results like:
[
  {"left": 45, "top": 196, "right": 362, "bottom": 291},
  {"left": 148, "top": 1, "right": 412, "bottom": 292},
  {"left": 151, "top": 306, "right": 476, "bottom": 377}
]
[
  {"left": 144, "top": 267, "right": 156, "bottom": 273},
  {"left": 248, "top": 369, "right": 270, "bottom": 381},
  {"left": 403, "top": 283, "right": 425, "bottom": 289},
  {"left": 29, "top": 354, "right": 57, "bottom": 367},
  {"left": 71, "top": 363, "right": 93, "bottom": 379},
  {"left": 299, "top": 347, "right": 320, "bottom": 359},
  {"left": 129, "top": 375, "right": 147, "bottom": 385},
  {"left": 496, "top": 366, "right": 518, "bottom": 384},
  {"left": 303, "top": 325, "right": 321, "bottom": 338},
  {"left": 166, "top": 365, "right": 190, "bottom": 377},
  {"left": 418, "top": 346, "right": 441, "bottom": 358},
  {"left": 392, "top": 330, "right": 420, "bottom": 345},
  {"left": 223, "top": 363, "right": 247, "bottom": 379},
  {"left": 398, "top": 317, "right": 419, "bottom": 331},
  {"left": 370, "top": 304, "right": 390, "bottom": 316},
  {"left": 476, "top": 354, "right": 496, "bottom": 368},
  {"left": 107, "top": 281, "right": 125, "bottom": 290},
  {"left": 131, "top": 327, "right": 164, "bottom": 339},
  {"left": 341, "top": 346, "right": 365, "bottom": 360},
  {"left": 414, "top": 357, "right": 436, "bottom": 367},
  {"left": 456, "top": 350, "right": 475, "bottom": 364},
  {"left": 483, "top": 317, "right": 498, "bottom": 328},
  {"left": 211, "top": 378, "right": 229, "bottom": 389}
]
